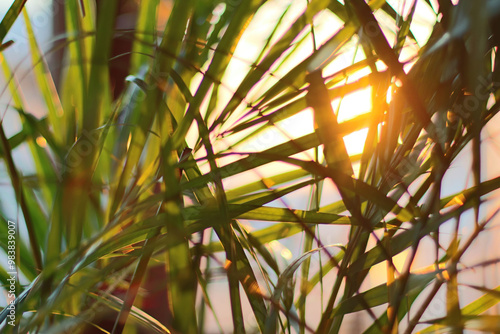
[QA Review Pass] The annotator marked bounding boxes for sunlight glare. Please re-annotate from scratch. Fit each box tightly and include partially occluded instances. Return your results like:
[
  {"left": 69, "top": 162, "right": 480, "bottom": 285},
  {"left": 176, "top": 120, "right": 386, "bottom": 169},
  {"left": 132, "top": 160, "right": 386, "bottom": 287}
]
[
  {"left": 236, "top": 87, "right": 373, "bottom": 158},
  {"left": 336, "top": 87, "right": 372, "bottom": 156},
  {"left": 336, "top": 87, "right": 372, "bottom": 122},
  {"left": 343, "top": 128, "right": 369, "bottom": 156}
]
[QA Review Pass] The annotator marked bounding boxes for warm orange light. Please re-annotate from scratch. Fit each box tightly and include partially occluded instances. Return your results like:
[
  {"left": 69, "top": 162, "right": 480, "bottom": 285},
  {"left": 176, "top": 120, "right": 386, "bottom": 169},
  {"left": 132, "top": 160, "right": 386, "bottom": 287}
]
[
  {"left": 445, "top": 194, "right": 466, "bottom": 207},
  {"left": 36, "top": 136, "right": 47, "bottom": 148},
  {"left": 224, "top": 259, "right": 232, "bottom": 270},
  {"left": 126, "top": 133, "right": 132, "bottom": 151},
  {"left": 336, "top": 87, "right": 372, "bottom": 156}
]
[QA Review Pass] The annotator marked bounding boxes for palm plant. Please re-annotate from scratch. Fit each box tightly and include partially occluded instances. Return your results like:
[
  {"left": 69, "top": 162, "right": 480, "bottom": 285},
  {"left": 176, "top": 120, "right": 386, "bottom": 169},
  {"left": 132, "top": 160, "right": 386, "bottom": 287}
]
[{"left": 1, "top": 0, "right": 500, "bottom": 333}]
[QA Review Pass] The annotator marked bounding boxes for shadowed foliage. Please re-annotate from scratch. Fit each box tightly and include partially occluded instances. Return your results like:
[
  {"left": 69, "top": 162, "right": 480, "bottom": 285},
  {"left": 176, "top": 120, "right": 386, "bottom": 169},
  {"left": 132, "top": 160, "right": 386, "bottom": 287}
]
[{"left": 1, "top": 0, "right": 500, "bottom": 333}]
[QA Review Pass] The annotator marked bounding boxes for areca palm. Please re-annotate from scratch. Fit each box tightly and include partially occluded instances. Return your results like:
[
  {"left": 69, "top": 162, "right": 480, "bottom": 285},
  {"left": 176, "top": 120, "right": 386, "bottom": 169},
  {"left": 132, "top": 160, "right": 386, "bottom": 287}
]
[{"left": 1, "top": 0, "right": 500, "bottom": 333}]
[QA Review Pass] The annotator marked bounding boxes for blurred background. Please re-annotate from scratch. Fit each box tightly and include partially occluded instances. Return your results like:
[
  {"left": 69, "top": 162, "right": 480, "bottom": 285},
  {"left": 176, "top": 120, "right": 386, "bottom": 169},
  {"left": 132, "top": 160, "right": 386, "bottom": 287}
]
[{"left": 1, "top": 0, "right": 500, "bottom": 332}]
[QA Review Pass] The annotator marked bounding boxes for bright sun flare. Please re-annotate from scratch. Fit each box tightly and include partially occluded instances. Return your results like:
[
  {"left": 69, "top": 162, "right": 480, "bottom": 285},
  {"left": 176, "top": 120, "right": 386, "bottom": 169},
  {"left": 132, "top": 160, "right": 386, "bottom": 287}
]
[
  {"left": 278, "top": 85, "right": 374, "bottom": 158},
  {"left": 190, "top": 1, "right": 393, "bottom": 178},
  {"left": 336, "top": 86, "right": 373, "bottom": 156}
]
